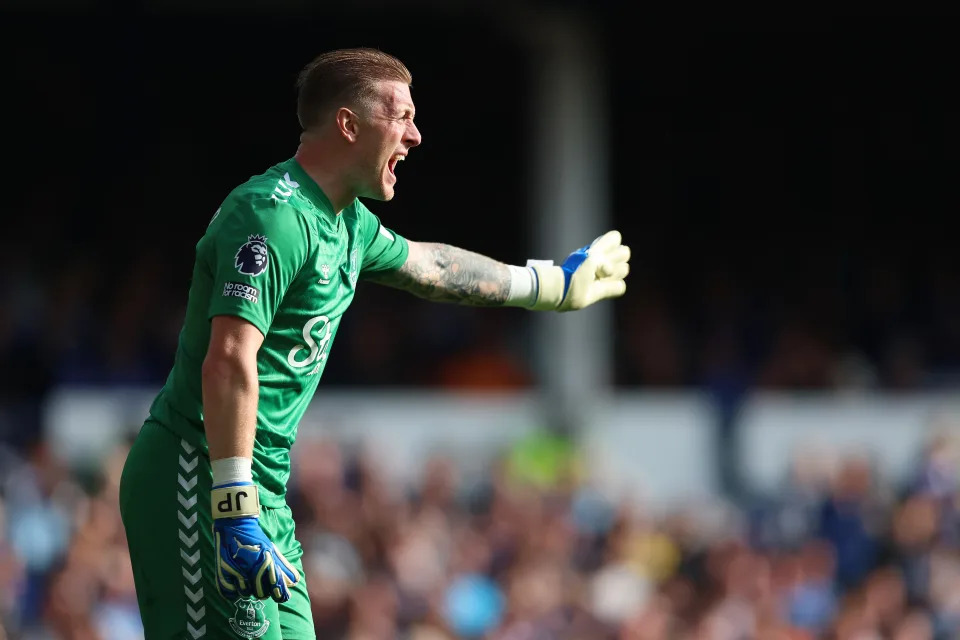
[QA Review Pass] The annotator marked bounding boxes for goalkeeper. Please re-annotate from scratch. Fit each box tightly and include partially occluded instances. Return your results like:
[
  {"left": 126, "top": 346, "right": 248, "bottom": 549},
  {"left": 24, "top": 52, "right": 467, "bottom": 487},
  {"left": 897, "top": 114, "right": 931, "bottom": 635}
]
[{"left": 119, "top": 47, "right": 629, "bottom": 639}]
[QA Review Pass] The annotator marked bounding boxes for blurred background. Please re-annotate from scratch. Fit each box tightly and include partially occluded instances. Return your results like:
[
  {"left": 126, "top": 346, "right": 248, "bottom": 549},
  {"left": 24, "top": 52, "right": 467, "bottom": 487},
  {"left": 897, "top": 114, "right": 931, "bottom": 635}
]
[{"left": 2, "top": 4, "right": 960, "bottom": 639}]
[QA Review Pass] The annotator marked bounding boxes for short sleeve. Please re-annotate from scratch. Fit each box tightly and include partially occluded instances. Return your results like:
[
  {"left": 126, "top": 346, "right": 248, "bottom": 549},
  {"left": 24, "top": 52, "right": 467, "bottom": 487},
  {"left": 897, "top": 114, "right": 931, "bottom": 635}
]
[
  {"left": 356, "top": 202, "right": 409, "bottom": 276},
  {"left": 205, "top": 198, "right": 310, "bottom": 336}
]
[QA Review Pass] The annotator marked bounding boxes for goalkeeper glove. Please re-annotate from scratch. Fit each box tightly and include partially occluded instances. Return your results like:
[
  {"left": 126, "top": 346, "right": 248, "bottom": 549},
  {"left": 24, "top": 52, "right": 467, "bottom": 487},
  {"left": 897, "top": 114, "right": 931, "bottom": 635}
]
[
  {"left": 212, "top": 481, "right": 300, "bottom": 602},
  {"left": 528, "top": 230, "right": 630, "bottom": 311}
]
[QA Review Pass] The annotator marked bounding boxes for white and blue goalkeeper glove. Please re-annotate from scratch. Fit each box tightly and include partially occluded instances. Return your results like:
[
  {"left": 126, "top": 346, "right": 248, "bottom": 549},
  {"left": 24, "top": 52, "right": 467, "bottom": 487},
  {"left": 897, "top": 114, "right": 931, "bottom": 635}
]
[
  {"left": 528, "top": 230, "right": 631, "bottom": 311},
  {"left": 212, "top": 482, "right": 300, "bottom": 602}
]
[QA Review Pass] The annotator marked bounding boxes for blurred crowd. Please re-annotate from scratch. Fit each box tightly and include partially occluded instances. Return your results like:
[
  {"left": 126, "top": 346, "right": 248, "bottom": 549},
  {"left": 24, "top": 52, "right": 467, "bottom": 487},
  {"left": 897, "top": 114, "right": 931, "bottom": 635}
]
[{"left": 3, "top": 426, "right": 960, "bottom": 639}]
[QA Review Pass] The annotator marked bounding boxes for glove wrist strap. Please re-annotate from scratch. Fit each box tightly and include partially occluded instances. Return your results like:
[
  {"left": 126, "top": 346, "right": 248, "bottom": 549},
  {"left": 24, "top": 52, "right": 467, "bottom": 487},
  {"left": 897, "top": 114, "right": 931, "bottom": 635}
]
[
  {"left": 504, "top": 265, "right": 538, "bottom": 308},
  {"left": 528, "top": 264, "right": 565, "bottom": 311},
  {"left": 211, "top": 483, "right": 260, "bottom": 519}
]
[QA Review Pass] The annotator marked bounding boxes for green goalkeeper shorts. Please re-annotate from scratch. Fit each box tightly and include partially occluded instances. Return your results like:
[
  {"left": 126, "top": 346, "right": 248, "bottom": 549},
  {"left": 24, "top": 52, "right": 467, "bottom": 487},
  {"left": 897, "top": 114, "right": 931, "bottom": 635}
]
[{"left": 119, "top": 419, "right": 316, "bottom": 639}]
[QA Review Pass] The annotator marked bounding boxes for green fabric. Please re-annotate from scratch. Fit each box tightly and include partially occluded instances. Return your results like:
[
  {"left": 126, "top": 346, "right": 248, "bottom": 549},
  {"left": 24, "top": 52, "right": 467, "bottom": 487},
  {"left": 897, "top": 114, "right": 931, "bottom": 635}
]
[
  {"left": 120, "top": 420, "right": 315, "bottom": 639},
  {"left": 146, "top": 157, "right": 408, "bottom": 506}
]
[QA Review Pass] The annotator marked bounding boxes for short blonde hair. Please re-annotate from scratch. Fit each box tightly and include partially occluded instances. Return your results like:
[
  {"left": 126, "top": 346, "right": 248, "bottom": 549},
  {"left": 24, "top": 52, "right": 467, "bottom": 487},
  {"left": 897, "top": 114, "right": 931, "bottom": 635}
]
[{"left": 296, "top": 47, "right": 413, "bottom": 130}]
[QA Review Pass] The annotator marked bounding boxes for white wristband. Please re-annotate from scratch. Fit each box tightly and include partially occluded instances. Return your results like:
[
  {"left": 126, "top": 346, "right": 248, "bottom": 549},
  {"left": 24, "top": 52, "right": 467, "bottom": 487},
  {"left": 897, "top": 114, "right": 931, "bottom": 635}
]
[
  {"left": 212, "top": 456, "right": 253, "bottom": 486},
  {"left": 505, "top": 265, "right": 539, "bottom": 308}
]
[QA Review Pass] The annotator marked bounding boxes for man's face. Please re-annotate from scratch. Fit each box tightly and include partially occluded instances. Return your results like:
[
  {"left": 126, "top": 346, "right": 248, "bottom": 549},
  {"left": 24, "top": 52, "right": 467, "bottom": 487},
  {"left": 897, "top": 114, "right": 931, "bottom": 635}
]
[{"left": 353, "top": 80, "right": 422, "bottom": 201}]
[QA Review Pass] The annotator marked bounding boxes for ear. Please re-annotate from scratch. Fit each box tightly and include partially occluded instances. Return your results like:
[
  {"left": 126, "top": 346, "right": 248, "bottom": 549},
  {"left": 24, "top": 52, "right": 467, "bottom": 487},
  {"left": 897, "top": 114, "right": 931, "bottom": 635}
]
[{"left": 336, "top": 107, "right": 360, "bottom": 143}]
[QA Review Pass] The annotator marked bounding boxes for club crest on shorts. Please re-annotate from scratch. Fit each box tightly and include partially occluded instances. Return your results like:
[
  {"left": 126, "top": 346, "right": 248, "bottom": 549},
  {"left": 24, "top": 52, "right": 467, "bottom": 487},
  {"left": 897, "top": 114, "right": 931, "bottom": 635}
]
[
  {"left": 229, "top": 598, "right": 269, "bottom": 638},
  {"left": 235, "top": 235, "right": 268, "bottom": 276}
]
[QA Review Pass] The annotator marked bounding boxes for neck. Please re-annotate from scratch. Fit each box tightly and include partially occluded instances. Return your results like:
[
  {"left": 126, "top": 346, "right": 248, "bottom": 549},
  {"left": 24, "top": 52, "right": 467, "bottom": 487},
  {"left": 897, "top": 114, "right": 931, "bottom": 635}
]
[{"left": 293, "top": 135, "right": 356, "bottom": 214}]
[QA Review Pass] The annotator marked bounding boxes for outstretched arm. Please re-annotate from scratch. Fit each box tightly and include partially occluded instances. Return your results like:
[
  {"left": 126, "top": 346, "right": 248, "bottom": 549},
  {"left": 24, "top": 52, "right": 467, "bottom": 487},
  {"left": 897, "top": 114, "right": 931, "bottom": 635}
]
[
  {"left": 364, "top": 231, "right": 630, "bottom": 311},
  {"left": 363, "top": 241, "right": 513, "bottom": 306}
]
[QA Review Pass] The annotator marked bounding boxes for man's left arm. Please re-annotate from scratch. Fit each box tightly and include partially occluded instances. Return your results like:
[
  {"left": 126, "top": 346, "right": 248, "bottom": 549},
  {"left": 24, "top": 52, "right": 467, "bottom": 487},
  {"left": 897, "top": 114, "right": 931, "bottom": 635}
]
[
  {"left": 364, "top": 241, "right": 513, "bottom": 306},
  {"left": 364, "top": 232, "right": 631, "bottom": 311}
]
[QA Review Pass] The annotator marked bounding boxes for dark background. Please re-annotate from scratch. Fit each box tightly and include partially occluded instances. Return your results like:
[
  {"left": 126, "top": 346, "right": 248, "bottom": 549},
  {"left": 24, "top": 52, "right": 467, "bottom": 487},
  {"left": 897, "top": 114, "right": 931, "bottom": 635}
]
[{"left": 2, "top": 7, "right": 958, "bottom": 403}]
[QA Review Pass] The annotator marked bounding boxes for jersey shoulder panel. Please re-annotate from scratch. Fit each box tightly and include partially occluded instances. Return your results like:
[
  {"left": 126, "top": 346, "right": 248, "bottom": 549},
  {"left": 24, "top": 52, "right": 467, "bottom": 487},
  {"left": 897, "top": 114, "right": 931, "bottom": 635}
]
[
  {"left": 199, "top": 168, "right": 317, "bottom": 295},
  {"left": 228, "top": 165, "right": 305, "bottom": 209},
  {"left": 211, "top": 168, "right": 316, "bottom": 245}
]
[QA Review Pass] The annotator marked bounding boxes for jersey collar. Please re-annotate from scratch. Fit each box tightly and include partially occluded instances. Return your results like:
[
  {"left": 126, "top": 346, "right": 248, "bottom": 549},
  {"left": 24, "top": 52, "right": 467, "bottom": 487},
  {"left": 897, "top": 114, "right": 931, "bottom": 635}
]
[{"left": 284, "top": 158, "right": 337, "bottom": 218}]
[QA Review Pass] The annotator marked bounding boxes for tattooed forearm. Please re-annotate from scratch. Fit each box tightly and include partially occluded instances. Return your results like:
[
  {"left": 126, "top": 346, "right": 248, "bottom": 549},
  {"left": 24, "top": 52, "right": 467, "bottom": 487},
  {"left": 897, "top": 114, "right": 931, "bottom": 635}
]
[{"left": 365, "top": 242, "right": 512, "bottom": 306}]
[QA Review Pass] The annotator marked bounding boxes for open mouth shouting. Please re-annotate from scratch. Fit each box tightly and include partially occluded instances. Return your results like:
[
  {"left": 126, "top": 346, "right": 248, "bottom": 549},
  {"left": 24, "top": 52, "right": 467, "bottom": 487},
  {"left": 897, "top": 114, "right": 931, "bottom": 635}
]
[{"left": 387, "top": 153, "right": 405, "bottom": 178}]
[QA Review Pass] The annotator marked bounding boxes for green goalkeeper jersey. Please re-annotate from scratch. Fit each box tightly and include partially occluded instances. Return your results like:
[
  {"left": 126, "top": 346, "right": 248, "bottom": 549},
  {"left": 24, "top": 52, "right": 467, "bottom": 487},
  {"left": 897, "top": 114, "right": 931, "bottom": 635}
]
[{"left": 148, "top": 158, "right": 409, "bottom": 506}]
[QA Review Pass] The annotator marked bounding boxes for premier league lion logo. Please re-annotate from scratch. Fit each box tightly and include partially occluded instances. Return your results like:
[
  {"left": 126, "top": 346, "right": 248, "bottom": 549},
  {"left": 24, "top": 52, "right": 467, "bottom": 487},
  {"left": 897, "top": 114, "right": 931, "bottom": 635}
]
[{"left": 235, "top": 234, "right": 268, "bottom": 276}]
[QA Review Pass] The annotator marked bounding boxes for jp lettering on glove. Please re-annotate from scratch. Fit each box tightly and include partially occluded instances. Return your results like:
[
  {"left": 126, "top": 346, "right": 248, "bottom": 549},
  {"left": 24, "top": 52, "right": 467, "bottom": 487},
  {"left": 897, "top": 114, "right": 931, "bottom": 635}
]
[
  {"left": 527, "top": 230, "right": 631, "bottom": 311},
  {"left": 211, "top": 481, "right": 300, "bottom": 602}
]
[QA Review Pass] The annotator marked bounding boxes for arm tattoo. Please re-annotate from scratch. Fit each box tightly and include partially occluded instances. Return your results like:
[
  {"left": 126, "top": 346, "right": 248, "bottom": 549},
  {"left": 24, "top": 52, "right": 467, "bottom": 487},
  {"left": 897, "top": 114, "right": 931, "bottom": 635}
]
[{"left": 365, "top": 242, "right": 512, "bottom": 306}]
